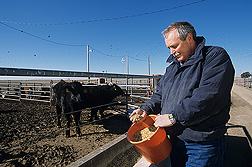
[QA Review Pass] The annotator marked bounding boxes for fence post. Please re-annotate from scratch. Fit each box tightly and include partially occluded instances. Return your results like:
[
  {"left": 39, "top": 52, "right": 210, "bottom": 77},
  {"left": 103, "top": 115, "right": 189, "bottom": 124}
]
[
  {"left": 153, "top": 76, "right": 155, "bottom": 93},
  {"left": 50, "top": 80, "right": 53, "bottom": 106},
  {"left": 19, "top": 81, "right": 22, "bottom": 102},
  {"left": 126, "top": 77, "right": 128, "bottom": 111},
  {"left": 131, "top": 78, "right": 133, "bottom": 102},
  {"left": 147, "top": 78, "right": 150, "bottom": 96}
]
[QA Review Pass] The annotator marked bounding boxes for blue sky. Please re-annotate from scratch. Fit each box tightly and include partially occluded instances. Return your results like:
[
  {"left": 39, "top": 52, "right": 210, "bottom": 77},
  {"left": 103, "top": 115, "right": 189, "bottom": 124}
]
[{"left": 0, "top": 0, "right": 251, "bottom": 77}]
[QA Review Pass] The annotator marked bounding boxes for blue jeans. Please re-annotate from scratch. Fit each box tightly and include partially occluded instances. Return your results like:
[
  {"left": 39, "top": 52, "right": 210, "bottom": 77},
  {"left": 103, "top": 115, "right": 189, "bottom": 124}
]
[
  {"left": 171, "top": 136, "right": 226, "bottom": 167},
  {"left": 151, "top": 136, "right": 226, "bottom": 167}
]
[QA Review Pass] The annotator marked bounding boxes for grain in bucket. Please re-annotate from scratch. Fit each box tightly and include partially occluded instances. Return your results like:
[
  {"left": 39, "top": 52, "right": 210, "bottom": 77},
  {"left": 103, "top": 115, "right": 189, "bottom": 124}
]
[{"left": 127, "top": 115, "right": 172, "bottom": 164}]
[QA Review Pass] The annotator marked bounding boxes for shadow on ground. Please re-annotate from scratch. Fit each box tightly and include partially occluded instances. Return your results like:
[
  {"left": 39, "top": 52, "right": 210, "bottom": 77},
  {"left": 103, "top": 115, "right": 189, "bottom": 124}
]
[{"left": 225, "top": 124, "right": 252, "bottom": 167}]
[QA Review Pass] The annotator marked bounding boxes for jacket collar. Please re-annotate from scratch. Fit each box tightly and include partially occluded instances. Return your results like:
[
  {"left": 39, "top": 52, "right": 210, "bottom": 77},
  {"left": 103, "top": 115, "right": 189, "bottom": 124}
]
[{"left": 166, "top": 36, "right": 205, "bottom": 66}]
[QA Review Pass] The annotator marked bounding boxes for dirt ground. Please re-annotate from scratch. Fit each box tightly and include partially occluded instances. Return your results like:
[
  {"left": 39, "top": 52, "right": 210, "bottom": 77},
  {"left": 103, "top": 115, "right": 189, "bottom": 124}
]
[
  {"left": 1, "top": 85, "right": 252, "bottom": 167},
  {"left": 0, "top": 99, "right": 132, "bottom": 167},
  {"left": 224, "top": 88, "right": 252, "bottom": 167}
]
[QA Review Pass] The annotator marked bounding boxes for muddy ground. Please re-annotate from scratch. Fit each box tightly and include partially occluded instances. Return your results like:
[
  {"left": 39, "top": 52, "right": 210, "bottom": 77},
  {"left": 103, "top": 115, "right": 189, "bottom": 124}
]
[{"left": 0, "top": 99, "right": 135, "bottom": 166}]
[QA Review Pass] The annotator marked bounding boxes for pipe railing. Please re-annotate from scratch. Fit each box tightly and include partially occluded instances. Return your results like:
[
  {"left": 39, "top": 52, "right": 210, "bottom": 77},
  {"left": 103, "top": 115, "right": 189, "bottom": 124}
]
[
  {"left": 0, "top": 67, "right": 162, "bottom": 104},
  {"left": 235, "top": 78, "right": 252, "bottom": 88},
  {"left": 0, "top": 67, "right": 161, "bottom": 79}
]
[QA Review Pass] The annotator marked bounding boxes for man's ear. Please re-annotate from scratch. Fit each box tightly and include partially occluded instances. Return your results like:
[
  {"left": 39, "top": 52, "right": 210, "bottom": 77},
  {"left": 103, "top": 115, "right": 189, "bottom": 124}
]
[{"left": 187, "top": 33, "right": 194, "bottom": 43}]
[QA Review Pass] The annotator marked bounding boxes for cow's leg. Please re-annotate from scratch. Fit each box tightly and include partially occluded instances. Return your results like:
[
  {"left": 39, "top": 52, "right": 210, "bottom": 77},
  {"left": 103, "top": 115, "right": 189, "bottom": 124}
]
[
  {"left": 90, "top": 108, "right": 98, "bottom": 121},
  {"left": 99, "top": 108, "right": 105, "bottom": 118},
  {"left": 74, "top": 111, "right": 81, "bottom": 137},
  {"left": 64, "top": 107, "right": 71, "bottom": 138},
  {"left": 56, "top": 105, "right": 62, "bottom": 128}
]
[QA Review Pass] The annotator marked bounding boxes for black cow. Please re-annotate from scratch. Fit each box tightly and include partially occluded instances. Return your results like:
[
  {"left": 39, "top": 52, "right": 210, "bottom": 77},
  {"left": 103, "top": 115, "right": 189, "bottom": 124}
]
[
  {"left": 53, "top": 80, "right": 85, "bottom": 137},
  {"left": 83, "top": 83, "right": 124, "bottom": 121},
  {"left": 53, "top": 80, "right": 124, "bottom": 137}
]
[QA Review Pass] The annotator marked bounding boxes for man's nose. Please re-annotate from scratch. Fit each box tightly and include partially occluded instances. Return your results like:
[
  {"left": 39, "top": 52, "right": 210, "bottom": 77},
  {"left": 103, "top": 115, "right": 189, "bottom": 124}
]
[{"left": 170, "top": 48, "right": 176, "bottom": 55}]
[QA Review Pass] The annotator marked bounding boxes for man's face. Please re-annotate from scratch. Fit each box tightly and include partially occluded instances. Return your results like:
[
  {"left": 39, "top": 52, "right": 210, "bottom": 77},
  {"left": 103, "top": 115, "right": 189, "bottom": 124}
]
[{"left": 164, "top": 29, "right": 194, "bottom": 64}]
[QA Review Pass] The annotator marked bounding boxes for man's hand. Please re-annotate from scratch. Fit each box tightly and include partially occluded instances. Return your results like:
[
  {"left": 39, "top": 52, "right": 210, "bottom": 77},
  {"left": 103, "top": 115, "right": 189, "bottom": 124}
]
[
  {"left": 130, "top": 109, "right": 147, "bottom": 123},
  {"left": 154, "top": 114, "right": 175, "bottom": 127}
]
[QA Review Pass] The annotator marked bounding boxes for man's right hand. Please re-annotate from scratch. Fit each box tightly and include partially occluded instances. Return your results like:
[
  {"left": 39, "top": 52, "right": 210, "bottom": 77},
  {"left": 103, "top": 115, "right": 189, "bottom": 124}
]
[{"left": 129, "top": 109, "right": 147, "bottom": 123}]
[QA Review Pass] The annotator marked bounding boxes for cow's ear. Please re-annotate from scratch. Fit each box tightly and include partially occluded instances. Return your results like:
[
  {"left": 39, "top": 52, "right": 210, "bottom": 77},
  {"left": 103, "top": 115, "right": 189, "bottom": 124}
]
[
  {"left": 66, "top": 88, "right": 70, "bottom": 93},
  {"left": 108, "top": 82, "right": 113, "bottom": 86}
]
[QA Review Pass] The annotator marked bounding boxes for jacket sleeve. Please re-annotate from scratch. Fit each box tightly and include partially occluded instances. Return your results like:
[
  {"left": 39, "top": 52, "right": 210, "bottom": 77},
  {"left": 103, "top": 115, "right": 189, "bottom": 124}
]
[
  {"left": 140, "top": 76, "right": 163, "bottom": 115},
  {"left": 172, "top": 47, "right": 234, "bottom": 126}
]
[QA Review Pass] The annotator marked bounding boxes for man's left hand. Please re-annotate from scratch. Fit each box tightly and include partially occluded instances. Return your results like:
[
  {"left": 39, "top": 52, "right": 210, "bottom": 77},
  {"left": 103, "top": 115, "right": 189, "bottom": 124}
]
[{"left": 154, "top": 114, "right": 175, "bottom": 127}]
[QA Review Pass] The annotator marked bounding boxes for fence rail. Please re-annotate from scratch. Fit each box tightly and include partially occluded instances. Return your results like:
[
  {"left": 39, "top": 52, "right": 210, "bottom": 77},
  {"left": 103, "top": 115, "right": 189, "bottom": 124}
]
[
  {"left": 0, "top": 67, "right": 162, "bottom": 106},
  {"left": 235, "top": 78, "right": 252, "bottom": 88},
  {"left": 0, "top": 79, "right": 156, "bottom": 104},
  {"left": 0, "top": 67, "right": 161, "bottom": 79}
]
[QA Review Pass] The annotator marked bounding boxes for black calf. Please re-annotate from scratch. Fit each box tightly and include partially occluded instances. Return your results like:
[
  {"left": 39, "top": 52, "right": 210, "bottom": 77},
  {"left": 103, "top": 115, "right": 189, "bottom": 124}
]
[
  {"left": 83, "top": 83, "right": 124, "bottom": 121},
  {"left": 53, "top": 80, "right": 85, "bottom": 137}
]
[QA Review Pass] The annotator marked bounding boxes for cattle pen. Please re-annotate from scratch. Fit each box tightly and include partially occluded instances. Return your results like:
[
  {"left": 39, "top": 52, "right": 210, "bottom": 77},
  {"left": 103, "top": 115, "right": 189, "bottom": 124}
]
[
  {"left": 0, "top": 67, "right": 162, "bottom": 104},
  {"left": 0, "top": 67, "right": 162, "bottom": 166}
]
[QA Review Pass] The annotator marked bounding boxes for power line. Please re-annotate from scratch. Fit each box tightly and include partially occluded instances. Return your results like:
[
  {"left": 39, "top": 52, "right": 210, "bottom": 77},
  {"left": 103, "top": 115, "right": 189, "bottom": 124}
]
[
  {"left": 0, "top": 21, "right": 147, "bottom": 61},
  {"left": 89, "top": 46, "right": 147, "bottom": 61},
  {"left": 0, "top": 0, "right": 206, "bottom": 26},
  {"left": 0, "top": 22, "right": 85, "bottom": 47},
  {"left": 89, "top": 46, "right": 122, "bottom": 58},
  {"left": 0, "top": 0, "right": 207, "bottom": 61},
  {"left": 128, "top": 55, "right": 146, "bottom": 61}
]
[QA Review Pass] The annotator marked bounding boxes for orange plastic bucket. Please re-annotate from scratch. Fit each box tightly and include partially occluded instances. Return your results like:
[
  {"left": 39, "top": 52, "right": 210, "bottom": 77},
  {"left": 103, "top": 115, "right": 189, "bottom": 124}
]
[{"left": 127, "top": 115, "right": 172, "bottom": 164}]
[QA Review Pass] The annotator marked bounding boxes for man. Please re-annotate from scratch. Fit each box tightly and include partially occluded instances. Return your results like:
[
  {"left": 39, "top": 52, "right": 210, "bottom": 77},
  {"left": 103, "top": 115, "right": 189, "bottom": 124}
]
[{"left": 130, "top": 21, "right": 234, "bottom": 167}]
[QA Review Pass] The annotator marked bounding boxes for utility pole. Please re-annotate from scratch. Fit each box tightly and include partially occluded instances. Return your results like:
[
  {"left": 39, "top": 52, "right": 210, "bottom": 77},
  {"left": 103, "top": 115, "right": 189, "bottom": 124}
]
[
  {"left": 148, "top": 55, "right": 150, "bottom": 75},
  {"left": 127, "top": 54, "right": 129, "bottom": 75},
  {"left": 87, "top": 45, "right": 89, "bottom": 72},
  {"left": 126, "top": 55, "right": 129, "bottom": 111},
  {"left": 147, "top": 55, "right": 151, "bottom": 95},
  {"left": 87, "top": 45, "right": 93, "bottom": 82}
]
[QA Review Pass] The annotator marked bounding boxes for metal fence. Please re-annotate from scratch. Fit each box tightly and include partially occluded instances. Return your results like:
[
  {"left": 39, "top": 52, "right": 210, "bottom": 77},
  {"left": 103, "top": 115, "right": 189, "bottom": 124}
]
[
  {"left": 0, "top": 67, "right": 162, "bottom": 107},
  {"left": 0, "top": 78, "right": 155, "bottom": 104},
  {"left": 234, "top": 78, "right": 252, "bottom": 88},
  {"left": 0, "top": 80, "right": 53, "bottom": 103}
]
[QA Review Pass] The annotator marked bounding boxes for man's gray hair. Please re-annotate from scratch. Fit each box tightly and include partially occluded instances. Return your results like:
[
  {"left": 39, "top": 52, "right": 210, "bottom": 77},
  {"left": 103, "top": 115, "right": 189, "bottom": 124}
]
[{"left": 162, "top": 21, "right": 196, "bottom": 41}]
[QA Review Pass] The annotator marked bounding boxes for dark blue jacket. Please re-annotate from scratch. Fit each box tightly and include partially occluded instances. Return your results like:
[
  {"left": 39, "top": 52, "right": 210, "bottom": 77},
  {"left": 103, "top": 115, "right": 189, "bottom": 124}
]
[{"left": 141, "top": 37, "right": 234, "bottom": 142}]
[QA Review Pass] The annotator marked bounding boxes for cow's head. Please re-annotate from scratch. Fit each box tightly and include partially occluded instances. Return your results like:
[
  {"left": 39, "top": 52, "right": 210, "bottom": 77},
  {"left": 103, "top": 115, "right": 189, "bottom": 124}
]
[
  {"left": 108, "top": 83, "right": 124, "bottom": 96},
  {"left": 66, "top": 81, "right": 83, "bottom": 102}
]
